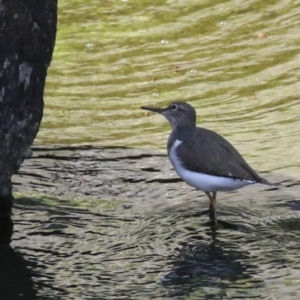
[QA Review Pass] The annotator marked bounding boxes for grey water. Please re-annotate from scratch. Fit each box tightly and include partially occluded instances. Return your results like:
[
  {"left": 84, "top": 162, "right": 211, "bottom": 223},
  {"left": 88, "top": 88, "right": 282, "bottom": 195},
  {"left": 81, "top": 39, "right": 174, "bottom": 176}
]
[{"left": 8, "top": 146, "right": 300, "bottom": 299}]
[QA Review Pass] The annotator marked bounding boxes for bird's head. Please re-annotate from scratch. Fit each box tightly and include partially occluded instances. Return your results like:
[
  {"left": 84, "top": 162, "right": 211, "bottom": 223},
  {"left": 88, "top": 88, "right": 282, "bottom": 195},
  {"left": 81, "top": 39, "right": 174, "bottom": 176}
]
[{"left": 141, "top": 101, "right": 196, "bottom": 129}]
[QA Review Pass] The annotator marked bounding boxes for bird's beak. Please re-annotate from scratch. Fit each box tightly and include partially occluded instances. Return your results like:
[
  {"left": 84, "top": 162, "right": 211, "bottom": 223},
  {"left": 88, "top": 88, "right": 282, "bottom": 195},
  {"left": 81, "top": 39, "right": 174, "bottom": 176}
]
[{"left": 141, "top": 105, "right": 165, "bottom": 114}]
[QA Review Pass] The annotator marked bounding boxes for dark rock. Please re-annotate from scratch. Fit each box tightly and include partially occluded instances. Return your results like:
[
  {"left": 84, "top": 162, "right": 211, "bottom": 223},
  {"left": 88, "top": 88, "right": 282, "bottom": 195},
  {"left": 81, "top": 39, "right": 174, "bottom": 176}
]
[{"left": 0, "top": 0, "right": 57, "bottom": 215}]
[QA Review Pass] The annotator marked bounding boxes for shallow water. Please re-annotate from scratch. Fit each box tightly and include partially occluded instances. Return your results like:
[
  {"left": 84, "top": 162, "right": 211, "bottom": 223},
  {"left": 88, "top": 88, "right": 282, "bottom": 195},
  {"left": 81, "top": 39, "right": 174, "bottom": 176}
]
[
  {"left": 8, "top": 146, "right": 300, "bottom": 299},
  {"left": 9, "top": 182, "right": 300, "bottom": 299},
  {"left": 10, "top": 0, "right": 300, "bottom": 299}
]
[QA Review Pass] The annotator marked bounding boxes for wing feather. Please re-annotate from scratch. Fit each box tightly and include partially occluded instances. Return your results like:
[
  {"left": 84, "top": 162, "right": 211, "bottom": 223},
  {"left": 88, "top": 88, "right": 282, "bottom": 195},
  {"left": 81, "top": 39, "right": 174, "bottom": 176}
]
[{"left": 173, "top": 127, "right": 269, "bottom": 184}]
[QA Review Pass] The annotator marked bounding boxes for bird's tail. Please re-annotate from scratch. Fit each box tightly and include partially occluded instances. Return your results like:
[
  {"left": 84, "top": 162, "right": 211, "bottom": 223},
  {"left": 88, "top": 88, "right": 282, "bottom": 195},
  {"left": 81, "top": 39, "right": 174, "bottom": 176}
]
[{"left": 259, "top": 176, "right": 280, "bottom": 187}]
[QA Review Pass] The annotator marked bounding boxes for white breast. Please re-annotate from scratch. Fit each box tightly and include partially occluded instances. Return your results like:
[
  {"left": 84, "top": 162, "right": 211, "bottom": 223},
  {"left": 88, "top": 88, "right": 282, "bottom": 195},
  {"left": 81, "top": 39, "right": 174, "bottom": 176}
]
[{"left": 169, "top": 139, "right": 254, "bottom": 192}]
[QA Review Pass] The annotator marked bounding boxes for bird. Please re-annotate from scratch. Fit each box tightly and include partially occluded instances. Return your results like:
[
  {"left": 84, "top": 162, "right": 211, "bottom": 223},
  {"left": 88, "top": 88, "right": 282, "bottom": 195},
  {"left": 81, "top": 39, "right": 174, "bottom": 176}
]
[{"left": 141, "top": 101, "right": 272, "bottom": 224}]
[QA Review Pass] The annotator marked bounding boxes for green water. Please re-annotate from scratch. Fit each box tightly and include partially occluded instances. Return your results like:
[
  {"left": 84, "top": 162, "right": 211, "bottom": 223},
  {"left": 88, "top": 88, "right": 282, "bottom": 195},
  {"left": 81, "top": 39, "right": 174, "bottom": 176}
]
[{"left": 41, "top": 0, "right": 300, "bottom": 178}]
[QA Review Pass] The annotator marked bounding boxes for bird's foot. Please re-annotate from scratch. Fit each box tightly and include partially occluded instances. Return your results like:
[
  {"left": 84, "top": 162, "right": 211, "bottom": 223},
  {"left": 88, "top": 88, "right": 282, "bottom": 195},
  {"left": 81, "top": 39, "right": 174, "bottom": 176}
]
[
  {"left": 211, "top": 219, "right": 219, "bottom": 229},
  {"left": 209, "top": 207, "right": 217, "bottom": 222},
  {"left": 203, "top": 219, "right": 219, "bottom": 230}
]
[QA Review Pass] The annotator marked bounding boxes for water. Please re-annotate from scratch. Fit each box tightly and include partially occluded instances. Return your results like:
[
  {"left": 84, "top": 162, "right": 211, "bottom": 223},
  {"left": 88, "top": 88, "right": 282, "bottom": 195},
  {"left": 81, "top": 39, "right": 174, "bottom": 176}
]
[
  {"left": 9, "top": 181, "right": 300, "bottom": 299},
  {"left": 9, "top": 146, "right": 300, "bottom": 299},
  {"left": 9, "top": 0, "right": 300, "bottom": 298},
  {"left": 42, "top": 0, "right": 300, "bottom": 177}
]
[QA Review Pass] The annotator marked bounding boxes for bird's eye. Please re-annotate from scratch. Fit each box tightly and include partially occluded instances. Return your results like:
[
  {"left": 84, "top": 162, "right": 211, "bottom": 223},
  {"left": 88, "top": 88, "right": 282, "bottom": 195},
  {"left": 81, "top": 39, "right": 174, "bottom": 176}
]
[{"left": 171, "top": 104, "right": 178, "bottom": 111}]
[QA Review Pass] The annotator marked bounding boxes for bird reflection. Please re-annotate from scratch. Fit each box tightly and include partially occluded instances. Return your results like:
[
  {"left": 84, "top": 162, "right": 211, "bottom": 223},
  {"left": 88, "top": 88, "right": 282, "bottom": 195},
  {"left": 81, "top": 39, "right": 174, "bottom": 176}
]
[{"left": 162, "top": 226, "right": 262, "bottom": 299}]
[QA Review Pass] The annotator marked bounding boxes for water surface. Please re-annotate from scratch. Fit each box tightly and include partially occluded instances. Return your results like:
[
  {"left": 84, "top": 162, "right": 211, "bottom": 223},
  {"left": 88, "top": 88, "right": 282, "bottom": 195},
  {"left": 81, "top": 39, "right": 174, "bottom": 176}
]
[
  {"left": 10, "top": 146, "right": 300, "bottom": 299},
  {"left": 10, "top": 181, "right": 300, "bottom": 299},
  {"left": 11, "top": 0, "right": 300, "bottom": 299},
  {"left": 42, "top": 0, "right": 300, "bottom": 177}
]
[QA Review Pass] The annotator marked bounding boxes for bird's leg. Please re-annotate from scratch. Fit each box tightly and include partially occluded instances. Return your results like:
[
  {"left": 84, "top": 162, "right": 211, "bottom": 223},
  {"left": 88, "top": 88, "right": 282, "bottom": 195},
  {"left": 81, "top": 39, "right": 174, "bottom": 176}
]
[
  {"left": 212, "top": 191, "right": 217, "bottom": 224},
  {"left": 211, "top": 191, "right": 218, "bottom": 224},
  {"left": 212, "top": 191, "right": 217, "bottom": 200},
  {"left": 205, "top": 191, "right": 218, "bottom": 224},
  {"left": 205, "top": 192, "right": 214, "bottom": 220}
]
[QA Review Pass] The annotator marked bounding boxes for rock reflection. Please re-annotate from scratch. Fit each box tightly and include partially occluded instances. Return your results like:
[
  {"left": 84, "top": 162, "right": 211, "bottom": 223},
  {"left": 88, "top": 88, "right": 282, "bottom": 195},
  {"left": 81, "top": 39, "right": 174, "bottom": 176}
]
[{"left": 0, "top": 214, "right": 38, "bottom": 299}]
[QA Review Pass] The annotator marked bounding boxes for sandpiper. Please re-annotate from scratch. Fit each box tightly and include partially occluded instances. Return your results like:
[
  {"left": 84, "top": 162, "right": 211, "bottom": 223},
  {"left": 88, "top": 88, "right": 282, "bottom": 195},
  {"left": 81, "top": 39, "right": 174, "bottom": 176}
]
[{"left": 141, "top": 101, "right": 271, "bottom": 224}]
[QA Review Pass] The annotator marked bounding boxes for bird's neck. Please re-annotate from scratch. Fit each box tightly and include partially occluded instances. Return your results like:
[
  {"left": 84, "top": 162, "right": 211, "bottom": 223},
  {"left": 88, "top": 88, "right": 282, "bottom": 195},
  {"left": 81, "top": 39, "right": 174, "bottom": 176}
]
[{"left": 172, "top": 122, "right": 196, "bottom": 131}]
